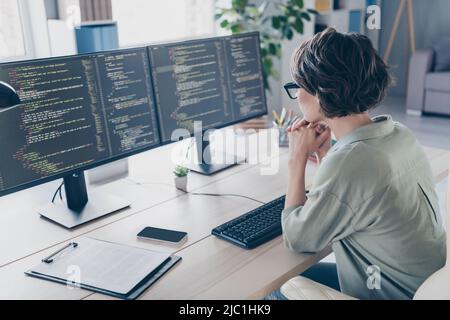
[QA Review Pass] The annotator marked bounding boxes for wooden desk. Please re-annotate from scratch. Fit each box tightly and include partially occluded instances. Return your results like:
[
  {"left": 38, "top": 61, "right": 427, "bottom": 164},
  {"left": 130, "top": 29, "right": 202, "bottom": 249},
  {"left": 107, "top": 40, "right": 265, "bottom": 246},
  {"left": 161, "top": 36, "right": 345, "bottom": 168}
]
[
  {"left": 0, "top": 129, "right": 448, "bottom": 300},
  {"left": 0, "top": 129, "right": 281, "bottom": 268}
]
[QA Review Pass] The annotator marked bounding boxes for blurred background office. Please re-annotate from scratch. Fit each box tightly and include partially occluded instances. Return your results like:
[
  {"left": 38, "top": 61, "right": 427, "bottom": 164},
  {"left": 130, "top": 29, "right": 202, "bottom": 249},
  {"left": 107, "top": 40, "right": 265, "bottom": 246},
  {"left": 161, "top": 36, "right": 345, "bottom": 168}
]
[
  {"left": 1, "top": 0, "right": 449, "bottom": 278},
  {"left": 1, "top": 0, "right": 450, "bottom": 150}
]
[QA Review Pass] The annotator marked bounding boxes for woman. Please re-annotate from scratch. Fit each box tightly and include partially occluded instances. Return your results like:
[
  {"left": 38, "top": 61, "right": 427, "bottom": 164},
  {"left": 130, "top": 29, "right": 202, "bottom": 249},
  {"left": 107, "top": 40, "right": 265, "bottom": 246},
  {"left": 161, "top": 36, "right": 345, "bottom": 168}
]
[{"left": 278, "top": 28, "right": 446, "bottom": 300}]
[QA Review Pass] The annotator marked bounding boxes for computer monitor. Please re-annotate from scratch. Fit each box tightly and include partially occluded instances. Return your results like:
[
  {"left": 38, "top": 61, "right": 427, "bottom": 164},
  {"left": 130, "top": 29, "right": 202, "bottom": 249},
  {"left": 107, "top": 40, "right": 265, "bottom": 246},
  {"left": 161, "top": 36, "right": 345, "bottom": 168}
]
[
  {"left": 0, "top": 48, "right": 160, "bottom": 228},
  {"left": 148, "top": 32, "right": 268, "bottom": 175}
]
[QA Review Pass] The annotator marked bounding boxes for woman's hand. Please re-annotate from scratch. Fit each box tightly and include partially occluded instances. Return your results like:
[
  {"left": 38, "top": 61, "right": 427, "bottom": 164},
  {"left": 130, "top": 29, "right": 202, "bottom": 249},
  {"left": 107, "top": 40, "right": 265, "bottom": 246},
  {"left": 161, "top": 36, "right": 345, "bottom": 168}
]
[
  {"left": 287, "top": 119, "right": 331, "bottom": 167},
  {"left": 313, "top": 124, "right": 332, "bottom": 163},
  {"left": 284, "top": 119, "right": 331, "bottom": 208}
]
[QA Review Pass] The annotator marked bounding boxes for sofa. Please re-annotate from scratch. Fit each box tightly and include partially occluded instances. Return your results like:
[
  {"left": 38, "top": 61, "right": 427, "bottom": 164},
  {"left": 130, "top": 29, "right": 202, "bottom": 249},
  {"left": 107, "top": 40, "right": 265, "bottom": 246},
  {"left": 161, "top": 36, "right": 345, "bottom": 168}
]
[{"left": 406, "top": 38, "right": 450, "bottom": 116}]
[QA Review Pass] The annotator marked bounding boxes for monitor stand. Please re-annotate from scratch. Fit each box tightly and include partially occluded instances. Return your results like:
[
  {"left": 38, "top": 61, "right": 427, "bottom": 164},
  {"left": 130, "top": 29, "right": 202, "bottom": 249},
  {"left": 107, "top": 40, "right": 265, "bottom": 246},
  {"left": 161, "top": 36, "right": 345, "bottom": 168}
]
[
  {"left": 185, "top": 129, "right": 245, "bottom": 175},
  {"left": 37, "top": 171, "right": 131, "bottom": 229}
]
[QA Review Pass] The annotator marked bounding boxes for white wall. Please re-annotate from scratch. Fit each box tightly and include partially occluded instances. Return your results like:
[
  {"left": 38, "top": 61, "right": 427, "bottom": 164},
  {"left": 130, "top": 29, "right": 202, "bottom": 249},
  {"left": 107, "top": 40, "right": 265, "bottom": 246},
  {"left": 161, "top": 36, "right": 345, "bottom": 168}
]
[
  {"left": 279, "top": 14, "right": 316, "bottom": 114},
  {"left": 111, "top": 0, "right": 215, "bottom": 48},
  {"left": 47, "top": 19, "right": 77, "bottom": 56},
  {"left": 253, "top": 0, "right": 316, "bottom": 116}
]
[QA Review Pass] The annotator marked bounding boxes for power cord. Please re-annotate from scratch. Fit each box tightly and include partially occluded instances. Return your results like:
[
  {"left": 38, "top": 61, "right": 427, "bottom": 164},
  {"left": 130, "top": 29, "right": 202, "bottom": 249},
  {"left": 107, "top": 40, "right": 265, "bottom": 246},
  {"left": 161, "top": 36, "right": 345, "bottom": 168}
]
[
  {"left": 138, "top": 181, "right": 266, "bottom": 205},
  {"left": 136, "top": 181, "right": 175, "bottom": 188},
  {"left": 51, "top": 181, "right": 64, "bottom": 203},
  {"left": 185, "top": 138, "right": 195, "bottom": 160},
  {"left": 188, "top": 192, "right": 266, "bottom": 205}
]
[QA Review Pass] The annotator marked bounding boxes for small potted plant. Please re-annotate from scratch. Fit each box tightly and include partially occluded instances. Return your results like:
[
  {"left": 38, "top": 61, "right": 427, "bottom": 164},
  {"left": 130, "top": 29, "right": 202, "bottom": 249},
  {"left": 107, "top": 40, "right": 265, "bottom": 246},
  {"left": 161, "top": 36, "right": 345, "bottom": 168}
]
[{"left": 173, "top": 166, "right": 189, "bottom": 192}]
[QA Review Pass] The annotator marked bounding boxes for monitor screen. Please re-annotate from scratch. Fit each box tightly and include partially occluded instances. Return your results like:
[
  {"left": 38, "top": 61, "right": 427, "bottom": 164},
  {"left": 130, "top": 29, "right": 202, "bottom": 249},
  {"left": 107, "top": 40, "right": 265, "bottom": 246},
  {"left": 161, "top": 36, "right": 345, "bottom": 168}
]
[
  {"left": 148, "top": 32, "right": 267, "bottom": 143},
  {"left": 0, "top": 48, "right": 160, "bottom": 196}
]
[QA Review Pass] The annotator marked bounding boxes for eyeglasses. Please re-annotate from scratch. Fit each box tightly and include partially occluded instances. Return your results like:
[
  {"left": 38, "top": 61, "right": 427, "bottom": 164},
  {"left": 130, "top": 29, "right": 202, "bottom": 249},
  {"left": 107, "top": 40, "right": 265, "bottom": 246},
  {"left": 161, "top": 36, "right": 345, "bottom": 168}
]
[{"left": 284, "top": 82, "right": 301, "bottom": 100}]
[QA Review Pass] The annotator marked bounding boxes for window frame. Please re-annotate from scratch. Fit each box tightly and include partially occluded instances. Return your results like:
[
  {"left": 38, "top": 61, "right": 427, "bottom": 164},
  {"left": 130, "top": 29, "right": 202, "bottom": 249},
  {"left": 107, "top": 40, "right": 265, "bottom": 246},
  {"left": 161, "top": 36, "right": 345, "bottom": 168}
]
[
  {"left": 0, "top": 0, "right": 33, "bottom": 62},
  {"left": 17, "top": 0, "right": 36, "bottom": 59},
  {"left": 0, "top": 0, "right": 51, "bottom": 63}
]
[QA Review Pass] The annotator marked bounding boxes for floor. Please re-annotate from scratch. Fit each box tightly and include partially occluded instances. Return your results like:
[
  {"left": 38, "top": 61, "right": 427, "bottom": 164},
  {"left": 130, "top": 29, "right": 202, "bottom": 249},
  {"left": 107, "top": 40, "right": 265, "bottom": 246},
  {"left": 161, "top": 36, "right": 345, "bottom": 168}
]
[{"left": 321, "top": 94, "right": 449, "bottom": 265}]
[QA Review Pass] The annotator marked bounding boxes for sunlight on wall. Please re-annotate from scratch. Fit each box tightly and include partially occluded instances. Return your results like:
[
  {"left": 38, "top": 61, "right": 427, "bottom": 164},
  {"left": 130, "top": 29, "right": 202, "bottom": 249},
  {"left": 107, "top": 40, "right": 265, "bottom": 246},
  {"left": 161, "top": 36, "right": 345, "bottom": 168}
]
[
  {"left": 0, "top": 0, "right": 25, "bottom": 59},
  {"left": 111, "top": 0, "right": 215, "bottom": 47}
]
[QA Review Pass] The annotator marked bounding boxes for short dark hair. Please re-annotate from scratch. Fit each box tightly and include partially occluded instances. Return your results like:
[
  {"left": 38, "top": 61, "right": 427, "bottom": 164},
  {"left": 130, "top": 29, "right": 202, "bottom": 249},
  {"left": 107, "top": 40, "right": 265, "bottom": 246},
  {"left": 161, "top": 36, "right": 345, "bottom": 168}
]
[{"left": 291, "top": 27, "right": 392, "bottom": 118}]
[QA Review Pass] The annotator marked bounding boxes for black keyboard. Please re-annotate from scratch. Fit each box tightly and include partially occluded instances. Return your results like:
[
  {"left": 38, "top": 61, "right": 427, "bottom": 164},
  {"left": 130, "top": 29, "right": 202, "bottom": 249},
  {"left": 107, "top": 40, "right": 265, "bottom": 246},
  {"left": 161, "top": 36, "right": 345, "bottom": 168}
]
[{"left": 212, "top": 195, "right": 285, "bottom": 249}]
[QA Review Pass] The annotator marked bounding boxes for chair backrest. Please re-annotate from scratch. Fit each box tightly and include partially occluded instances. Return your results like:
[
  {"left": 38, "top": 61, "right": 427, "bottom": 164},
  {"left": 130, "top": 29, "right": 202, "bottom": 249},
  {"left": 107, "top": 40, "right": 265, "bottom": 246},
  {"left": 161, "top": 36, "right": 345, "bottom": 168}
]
[
  {"left": 413, "top": 168, "right": 450, "bottom": 300},
  {"left": 447, "top": 170, "right": 450, "bottom": 261},
  {"left": 443, "top": 169, "right": 450, "bottom": 263}
]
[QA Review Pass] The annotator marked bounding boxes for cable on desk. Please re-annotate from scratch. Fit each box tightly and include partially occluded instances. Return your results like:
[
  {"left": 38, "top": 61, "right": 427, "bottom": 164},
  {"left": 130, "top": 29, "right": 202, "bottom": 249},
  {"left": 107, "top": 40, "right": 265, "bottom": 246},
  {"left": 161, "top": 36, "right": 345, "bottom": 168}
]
[
  {"left": 189, "top": 192, "right": 266, "bottom": 205},
  {"left": 136, "top": 181, "right": 175, "bottom": 188},
  {"left": 136, "top": 181, "right": 265, "bottom": 204},
  {"left": 51, "top": 181, "right": 64, "bottom": 203},
  {"left": 185, "top": 139, "right": 195, "bottom": 160}
]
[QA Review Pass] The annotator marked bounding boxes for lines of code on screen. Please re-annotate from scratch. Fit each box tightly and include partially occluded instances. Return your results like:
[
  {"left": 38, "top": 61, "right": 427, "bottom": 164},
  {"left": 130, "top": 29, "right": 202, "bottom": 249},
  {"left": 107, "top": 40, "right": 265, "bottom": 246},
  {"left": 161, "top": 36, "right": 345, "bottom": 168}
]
[
  {"left": 0, "top": 48, "right": 159, "bottom": 193},
  {"left": 149, "top": 33, "right": 266, "bottom": 143}
]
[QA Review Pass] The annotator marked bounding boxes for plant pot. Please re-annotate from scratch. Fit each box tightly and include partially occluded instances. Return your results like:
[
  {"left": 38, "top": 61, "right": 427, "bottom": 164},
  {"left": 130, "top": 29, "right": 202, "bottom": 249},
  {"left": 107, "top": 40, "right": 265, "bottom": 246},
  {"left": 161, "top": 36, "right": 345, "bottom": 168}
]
[{"left": 174, "top": 176, "right": 188, "bottom": 192}]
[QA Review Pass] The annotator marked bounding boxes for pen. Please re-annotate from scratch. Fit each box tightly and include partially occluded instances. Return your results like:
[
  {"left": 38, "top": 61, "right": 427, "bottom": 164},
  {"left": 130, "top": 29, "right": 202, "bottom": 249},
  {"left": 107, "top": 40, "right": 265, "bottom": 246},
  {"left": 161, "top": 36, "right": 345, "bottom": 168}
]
[
  {"left": 280, "top": 108, "right": 286, "bottom": 125},
  {"left": 287, "top": 110, "right": 293, "bottom": 124},
  {"left": 272, "top": 110, "right": 281, "bottom": 127},
  {"left": 42, "top": 242, "right": 78, "bottom": 264},
  {"left": 287, "top": 115, "right": 300, "bottom": 128}
]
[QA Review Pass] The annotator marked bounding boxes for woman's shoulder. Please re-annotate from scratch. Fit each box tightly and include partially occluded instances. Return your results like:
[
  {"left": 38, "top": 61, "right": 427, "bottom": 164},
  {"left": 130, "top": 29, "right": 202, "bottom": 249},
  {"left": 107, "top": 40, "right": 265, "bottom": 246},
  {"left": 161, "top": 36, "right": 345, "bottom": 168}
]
[{"left": 315, "top": 142, "right": 394, "bottom": 189}]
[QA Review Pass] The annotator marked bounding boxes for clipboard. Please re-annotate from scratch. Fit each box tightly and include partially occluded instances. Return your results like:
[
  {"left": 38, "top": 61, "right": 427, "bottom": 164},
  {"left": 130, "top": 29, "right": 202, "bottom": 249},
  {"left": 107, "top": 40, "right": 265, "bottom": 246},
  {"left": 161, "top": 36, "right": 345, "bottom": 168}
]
[{"left": 25, "top": 237, "right": 181, "bottom": 300}]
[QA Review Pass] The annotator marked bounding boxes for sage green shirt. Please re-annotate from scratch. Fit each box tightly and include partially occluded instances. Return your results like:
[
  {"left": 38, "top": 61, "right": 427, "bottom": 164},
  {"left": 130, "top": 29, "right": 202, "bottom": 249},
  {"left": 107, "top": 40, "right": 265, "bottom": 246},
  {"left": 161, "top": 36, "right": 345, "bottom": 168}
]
[{"left": 282, "top": 115, "right": 446, "bottom": 300}]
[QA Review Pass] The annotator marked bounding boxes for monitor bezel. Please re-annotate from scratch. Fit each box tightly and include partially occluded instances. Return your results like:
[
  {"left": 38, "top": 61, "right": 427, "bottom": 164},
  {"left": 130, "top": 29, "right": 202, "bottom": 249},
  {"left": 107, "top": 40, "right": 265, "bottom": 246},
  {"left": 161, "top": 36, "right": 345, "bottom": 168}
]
[
  {"left": 0, "top": 47, "right": 162, "bottom": 198},
  {"left": 147, "top": 31, "right": 269, "bottom": 146}
]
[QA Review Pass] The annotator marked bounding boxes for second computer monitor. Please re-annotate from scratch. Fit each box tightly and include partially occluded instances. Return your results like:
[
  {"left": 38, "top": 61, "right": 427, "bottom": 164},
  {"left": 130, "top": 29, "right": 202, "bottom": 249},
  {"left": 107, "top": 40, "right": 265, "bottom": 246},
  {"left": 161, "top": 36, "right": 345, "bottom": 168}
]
[{"left": 148, "top": 32, "right": 267, "bottom": 143}]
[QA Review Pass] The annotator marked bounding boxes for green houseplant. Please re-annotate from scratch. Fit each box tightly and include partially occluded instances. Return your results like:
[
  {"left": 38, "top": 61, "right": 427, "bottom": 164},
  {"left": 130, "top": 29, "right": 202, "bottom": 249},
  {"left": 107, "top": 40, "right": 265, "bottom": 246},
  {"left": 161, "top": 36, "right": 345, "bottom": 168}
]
[
  {"left": 215, "top": 0, "right": 318, "bottom": 91},
  {"left": 173, "top": 165, "right": 190, "bottom": 192}
]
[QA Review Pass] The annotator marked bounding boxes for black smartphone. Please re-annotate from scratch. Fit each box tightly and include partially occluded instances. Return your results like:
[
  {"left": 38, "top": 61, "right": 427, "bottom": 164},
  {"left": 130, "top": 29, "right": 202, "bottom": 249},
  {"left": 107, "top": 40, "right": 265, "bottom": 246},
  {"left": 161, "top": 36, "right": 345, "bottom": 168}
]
[{"left": 137, "top": 227, "right": 188, "bottom": 244}]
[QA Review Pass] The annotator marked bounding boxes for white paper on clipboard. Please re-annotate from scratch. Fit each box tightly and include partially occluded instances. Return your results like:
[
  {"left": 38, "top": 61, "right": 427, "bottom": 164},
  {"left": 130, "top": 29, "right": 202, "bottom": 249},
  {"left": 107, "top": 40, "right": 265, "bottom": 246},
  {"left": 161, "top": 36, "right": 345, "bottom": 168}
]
[{"left": 29, "top": 237, "right": 171, "bottom": 295}]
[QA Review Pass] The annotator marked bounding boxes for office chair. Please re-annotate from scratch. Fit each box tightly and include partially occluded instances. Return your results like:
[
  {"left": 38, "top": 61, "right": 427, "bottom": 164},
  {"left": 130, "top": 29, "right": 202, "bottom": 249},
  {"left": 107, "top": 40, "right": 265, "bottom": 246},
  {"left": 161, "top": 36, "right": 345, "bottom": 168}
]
[{"left": 280, "top": 167, "right": 450, "bottom": 300}]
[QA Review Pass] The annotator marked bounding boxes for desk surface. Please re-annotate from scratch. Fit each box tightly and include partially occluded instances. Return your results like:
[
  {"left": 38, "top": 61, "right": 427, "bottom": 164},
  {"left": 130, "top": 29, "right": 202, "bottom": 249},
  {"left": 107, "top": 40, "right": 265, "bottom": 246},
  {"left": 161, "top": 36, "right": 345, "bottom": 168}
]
[{"left": 0, "top": 129, "right": 448, "bottom": 300}]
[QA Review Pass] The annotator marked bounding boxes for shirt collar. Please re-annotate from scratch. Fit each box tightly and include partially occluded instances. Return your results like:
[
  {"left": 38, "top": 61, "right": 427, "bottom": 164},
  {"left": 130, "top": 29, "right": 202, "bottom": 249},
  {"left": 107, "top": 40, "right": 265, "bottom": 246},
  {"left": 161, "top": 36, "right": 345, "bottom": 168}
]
[{"left": 330, "top": 115, "right": 395, "bottom": 153}]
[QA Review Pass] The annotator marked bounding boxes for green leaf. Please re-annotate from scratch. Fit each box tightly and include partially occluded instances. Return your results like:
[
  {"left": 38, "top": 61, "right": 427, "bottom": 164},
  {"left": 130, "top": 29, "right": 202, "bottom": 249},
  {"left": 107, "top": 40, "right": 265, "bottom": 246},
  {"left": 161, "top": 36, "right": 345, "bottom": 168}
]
[
  {"left": 232, "top": 0, "right": 248, "bottom": 11},
  {"left": 294, "top": 18, "right": 304, "bottom": 33},
  {"left": 286, "top": 27, "right": 294, "bottom": 40},
  {"left": 230, "top": 24, "right": 241, "bottom": 33},
  {"left": 286, "top": 6, "right": 296, "bottom": 18},
  {"left": 220, "top": 20, "right": 229, "bottom": 28},
  {"left": 262, "top": 57, "right": 273, "bottom": 73},
  {"left": 293, "top": 0, "right": 304, "bottom": 8},
  {"left": 307, "top": 8, "right": 319, "bottom": 15},
  {"left": 214, "top": 12, "right": 224, "bottom": 20},
  {"left": 272, "top": 16, "right": 281, "bottom": 29},
  {"left": 269, "top": 43, "right": 277, "bottom": 55},
  {"left": 300, "top": 12, "right": 311, "bottom": 21}
]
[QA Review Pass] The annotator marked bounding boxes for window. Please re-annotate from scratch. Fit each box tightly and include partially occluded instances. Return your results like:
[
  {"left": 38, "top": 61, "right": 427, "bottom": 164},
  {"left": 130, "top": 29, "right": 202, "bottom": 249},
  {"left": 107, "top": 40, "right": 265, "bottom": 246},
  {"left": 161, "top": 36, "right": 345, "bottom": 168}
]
[
  {"left": 0, "top": 0, "right": 26, "bottom": 60},
  {"left": 111, "top": 0, "right": 216, "bottom": 47}
]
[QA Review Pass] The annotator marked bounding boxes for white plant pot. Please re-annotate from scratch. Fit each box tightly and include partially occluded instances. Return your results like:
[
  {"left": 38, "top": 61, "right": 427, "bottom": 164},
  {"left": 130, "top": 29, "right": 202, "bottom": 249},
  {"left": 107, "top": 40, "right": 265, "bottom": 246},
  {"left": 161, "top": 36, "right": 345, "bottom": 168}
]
[{"left": 174, "top": 176, "right": 188, "bottom": 192}]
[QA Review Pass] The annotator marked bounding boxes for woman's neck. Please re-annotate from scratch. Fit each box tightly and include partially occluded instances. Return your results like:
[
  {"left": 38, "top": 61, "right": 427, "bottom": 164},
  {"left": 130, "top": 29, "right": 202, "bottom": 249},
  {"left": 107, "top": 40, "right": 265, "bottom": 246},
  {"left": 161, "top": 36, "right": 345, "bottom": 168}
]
[{"left": 326, "top": 112, "right": 372, "bottom": 140}]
